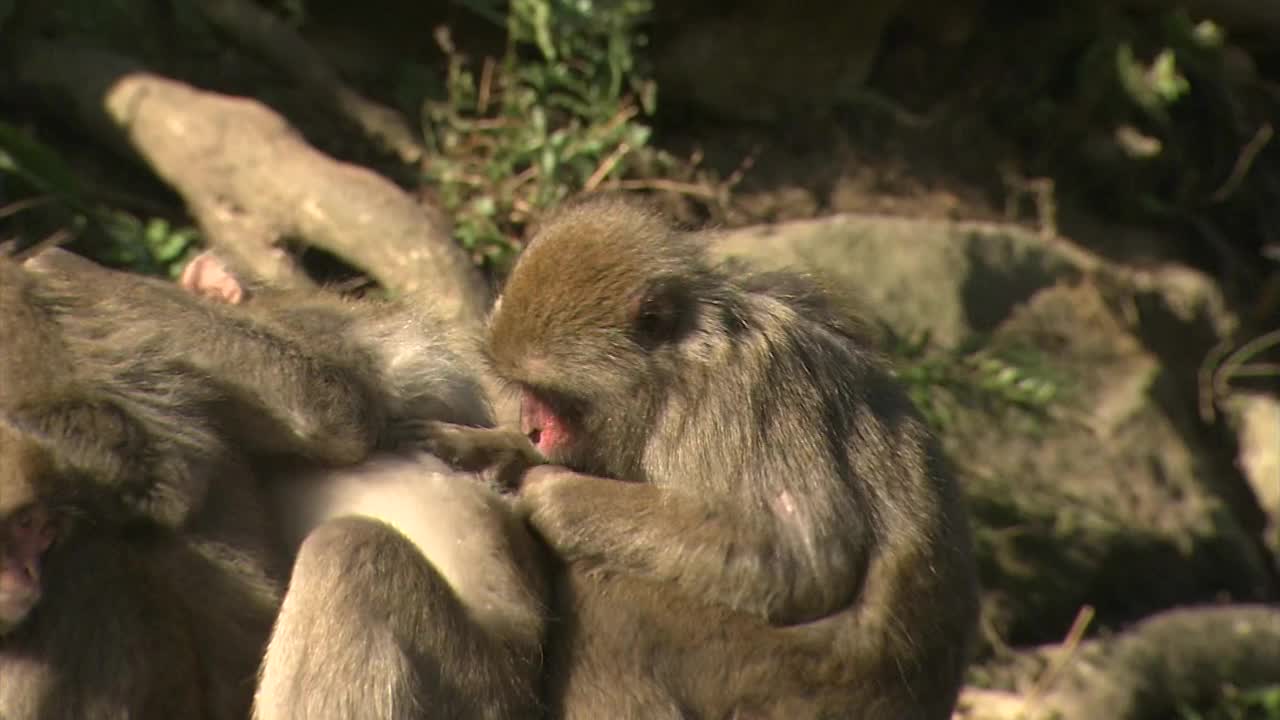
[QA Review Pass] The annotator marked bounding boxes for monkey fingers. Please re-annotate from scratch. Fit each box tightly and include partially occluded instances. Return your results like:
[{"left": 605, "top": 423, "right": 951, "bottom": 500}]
[{"left": 414, "top": 420, "right": 545, "bottom": 488}]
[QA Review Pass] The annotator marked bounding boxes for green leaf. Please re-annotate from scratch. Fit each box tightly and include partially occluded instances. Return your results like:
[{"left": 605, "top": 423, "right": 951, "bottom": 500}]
[{"left": 0, "top": 122, "right": 85, "bottom": 205}]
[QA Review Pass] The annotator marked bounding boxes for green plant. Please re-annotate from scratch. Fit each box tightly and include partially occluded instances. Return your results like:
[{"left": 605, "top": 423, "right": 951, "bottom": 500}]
[
  {"left": 422, "top": 0, "right": 657, "bottom": 272},
  {"left": 94, "top": 212, "right": 201, "bottom": 278},
  {"left": 1179, "top": 684, "right": 1280, "bottom": 720},
  {"left": 0, "top": 121, "right": 199, "bottom": 277},
  {"left": 885, "top": 326, "right": 1061, "bottom": 429}
]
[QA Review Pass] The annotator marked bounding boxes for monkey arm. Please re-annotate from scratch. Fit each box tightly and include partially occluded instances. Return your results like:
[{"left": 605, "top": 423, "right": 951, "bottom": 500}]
[
  {"left": 518, "top": 467, "right": 867, "bottom": 625},
  {"left": 27, "top": 255, "right": 383, "bottom": 464}
]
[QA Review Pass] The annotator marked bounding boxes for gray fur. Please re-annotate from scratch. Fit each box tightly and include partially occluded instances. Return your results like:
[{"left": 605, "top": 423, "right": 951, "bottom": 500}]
[
  {"left": 255, "top": 454, "right": 549, "bottom": 720},
  {"left": 0, "top": 256, "right": 281, "bottom": 720}
]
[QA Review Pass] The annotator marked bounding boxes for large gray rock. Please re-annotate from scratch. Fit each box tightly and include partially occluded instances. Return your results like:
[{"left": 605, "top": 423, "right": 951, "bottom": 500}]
[
  {"left": 652, "top": 0, "right": 903, "bottom": 122},
  {"left": 710, "top": 214, "right": 1080, "bottom": 346}
]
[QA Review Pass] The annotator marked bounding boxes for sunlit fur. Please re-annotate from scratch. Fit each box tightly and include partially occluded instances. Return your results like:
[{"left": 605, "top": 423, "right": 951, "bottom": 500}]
[{"left": 484, "top": 194, "right": 980, "bottom": 719}]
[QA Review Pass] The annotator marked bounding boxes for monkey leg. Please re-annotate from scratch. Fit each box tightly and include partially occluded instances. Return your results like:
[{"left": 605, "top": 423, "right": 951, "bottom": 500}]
[{"left": 256, "top": 454, "right": 549, "bottom": 720}]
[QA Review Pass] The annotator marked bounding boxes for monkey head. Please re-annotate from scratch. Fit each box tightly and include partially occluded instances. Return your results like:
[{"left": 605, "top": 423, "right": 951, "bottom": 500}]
[
  {"left": 486, "top": 196, "right": 716, "bottom": 481},
  {"left": 0, "top": 421, "right": 60, "bottom": 635}
]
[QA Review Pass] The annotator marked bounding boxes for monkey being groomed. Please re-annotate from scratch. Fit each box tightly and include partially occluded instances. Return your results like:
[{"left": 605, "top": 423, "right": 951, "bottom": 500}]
[
  {"left": 426, "top": 194, "right": 982, "bottom": 720},
  {"left": 256, "top": 452, "right": 549, "bottom": 720},
  {"left": 20, "top": 248, "right": 553, "bottom": 720}
]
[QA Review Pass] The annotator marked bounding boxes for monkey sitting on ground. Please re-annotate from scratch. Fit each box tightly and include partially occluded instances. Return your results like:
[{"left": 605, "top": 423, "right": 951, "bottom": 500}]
[
  {"left": 425, "top": 194, "right": 982, "bottom": 719},
  {"left": 26, "top": 248, "right": 553, "bottom": 719},
  {"left": 0, "top": 256, "right": 281, "bottom": 719}
]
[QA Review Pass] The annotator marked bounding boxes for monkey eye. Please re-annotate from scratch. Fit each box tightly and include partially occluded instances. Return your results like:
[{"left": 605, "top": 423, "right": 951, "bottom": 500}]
[
  {"left": 634, "top": 306, "right": 667, "bottom": 341},
  {"left": 631, "top": 280, "right": 690, "bottom": 348}
]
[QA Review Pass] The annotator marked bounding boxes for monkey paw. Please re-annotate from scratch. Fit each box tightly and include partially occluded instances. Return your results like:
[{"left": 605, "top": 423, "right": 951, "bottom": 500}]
[
  {"left": 418, "top": 422, "right": 467, "bottom": 465},
  {"left": 404, "top": 420, "right": 486, "bottom": 470},
  {"left": 516, "top": 467, "right": 589, "bottom": 550}
]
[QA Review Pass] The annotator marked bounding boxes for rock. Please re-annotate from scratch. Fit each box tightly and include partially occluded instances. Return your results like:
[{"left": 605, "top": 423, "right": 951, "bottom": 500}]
[
  {"left": 709, "top": 213, "right": 1081, "bottom": 346},
  {"left": 652, "top": 0, "right": 903, "bottom": 122},
  {"left": 957, "top": 282, "right": 1271, "bottom": 643},
  {"left": 1225, "top": 393, "right": 1280, "bottom": 556}
]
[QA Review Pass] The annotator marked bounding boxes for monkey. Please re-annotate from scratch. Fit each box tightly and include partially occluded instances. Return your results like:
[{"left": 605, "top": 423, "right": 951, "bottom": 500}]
[
  {"left": 171, "top": 250, "right": 554, "bottom": 720},
  {"left": 425, "top": 194, "right": 982, "bottom": 719},
  {"left": 417, "top": 414, "right": 547, "bottom": 492},
  {"left": 255, "top": 453, "right": 550, "bottom": 720},
  {"left": 24, "top": 248, "right": 553, "bottom": 719},
  {"left": 24, "top": 248, "right": 494, "bottom": 471},
  {"left": 0, "top": 256, "right": 282, "bottom": 719},
  {"left": 0, "top": 254, "right": 230, "bottom": 532}
]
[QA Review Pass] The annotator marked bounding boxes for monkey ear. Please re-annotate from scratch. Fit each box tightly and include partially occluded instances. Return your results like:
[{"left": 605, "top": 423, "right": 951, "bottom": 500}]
[{"left": 631, "top": 279, "right": 691, "bottom": 348}]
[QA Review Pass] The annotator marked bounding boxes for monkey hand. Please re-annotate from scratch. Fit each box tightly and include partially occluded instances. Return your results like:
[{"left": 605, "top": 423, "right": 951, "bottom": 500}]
[
  {"left": 513, "top": 467, "right": 588, "bottom": 550},
  {"left": 513, "top": 467, "right": 654, "bottom": 563},
  {"left": 415, "top": 420, "right": 492, "bottom": 470},
  {"left": 417, "top": 421, "right": 545, "bottom": 490}
]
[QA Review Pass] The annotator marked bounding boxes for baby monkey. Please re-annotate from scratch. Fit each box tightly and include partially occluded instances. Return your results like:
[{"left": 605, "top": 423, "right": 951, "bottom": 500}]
[{"left": 428, "top": 194, "right": 981, "bottom": 719}]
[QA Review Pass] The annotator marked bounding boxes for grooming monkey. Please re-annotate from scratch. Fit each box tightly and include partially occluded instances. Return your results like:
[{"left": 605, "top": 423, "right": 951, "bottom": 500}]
[
  {"left": 427, "top": 194, "right": 981, "bottom": 719},
  {"left": 23, "top": 248, "right": 552, "bottom": 719},
  {"left": 0, "top": 255, "right": 281, "bottom": 719}
]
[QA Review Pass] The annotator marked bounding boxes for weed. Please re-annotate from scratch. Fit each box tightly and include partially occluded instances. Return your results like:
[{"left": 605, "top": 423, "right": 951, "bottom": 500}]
[
  {"left": 421, "top": 0, "right": 657, "bottom": 273},
  {"left": 884, "top": 325, "right": 1062, "bottom": 429},
  {"left": 0, "top": 121, "right": 199, "bottom": 277}
]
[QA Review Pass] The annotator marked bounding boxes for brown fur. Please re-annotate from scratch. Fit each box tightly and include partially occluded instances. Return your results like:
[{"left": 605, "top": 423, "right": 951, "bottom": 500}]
[
  {"left": 114, "top": 250, "right": 553, "bottom": 720},
  {"left": 0, "top": 256, "right": 281, "bottom": 719},
  {"left": 465, "top": 194, "right": 980, "bottom": 719},
  {"left": 25, "top": 249, "right": 494, "bottom": 467}
]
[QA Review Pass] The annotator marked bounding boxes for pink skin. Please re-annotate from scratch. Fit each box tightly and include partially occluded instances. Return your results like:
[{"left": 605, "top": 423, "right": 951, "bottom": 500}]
[
  {"left": 520, "top": 389, "right": 569, "bottom": 457},
  {"left": 0, "top": 505, "right": 57, "bottom": 633},
  {"left": 179, "top": 252, "right": 246, "bottom": 305}
]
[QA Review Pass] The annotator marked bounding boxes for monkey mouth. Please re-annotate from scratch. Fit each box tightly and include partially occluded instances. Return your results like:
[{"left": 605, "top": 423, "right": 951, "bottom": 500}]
[{"left": 520, "top": 389, "right": 568, "bottom": 456}]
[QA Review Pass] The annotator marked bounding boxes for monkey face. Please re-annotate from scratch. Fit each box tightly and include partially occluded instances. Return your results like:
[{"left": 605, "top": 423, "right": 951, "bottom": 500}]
[
  {"left": 515, "top": 386, "right": 618, "bottom": 477},
  {"left": 0, "top": 503, "right": 55, "bottom": 635},
  {"left": 487, "top": 198, "right": 710, "bottom": 482},
  {"left": 0, "top": 423, "right": 68, "bottom": 635}
]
